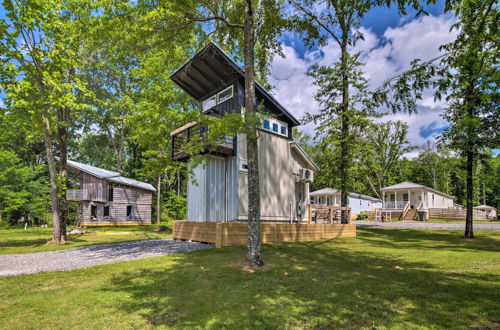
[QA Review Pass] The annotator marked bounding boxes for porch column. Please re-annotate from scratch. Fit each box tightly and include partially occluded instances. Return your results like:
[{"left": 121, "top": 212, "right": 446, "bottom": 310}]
[
  {"left": 382, "top": 191, "right": 385, "bottom": 208},
  {"left": 395, "top": 191, "right": 397, "bottom": 208},
  {"left": 421, "top": 190, "right": 425, "bottom": 208},
  {"left": 408, "top": 189, "right": 411, "bottom": 206}
]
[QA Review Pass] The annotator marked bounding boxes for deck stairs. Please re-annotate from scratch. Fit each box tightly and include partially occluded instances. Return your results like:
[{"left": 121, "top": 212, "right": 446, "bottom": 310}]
[{"left": 404, "top": 209, "right": 418, "bottom": 220}]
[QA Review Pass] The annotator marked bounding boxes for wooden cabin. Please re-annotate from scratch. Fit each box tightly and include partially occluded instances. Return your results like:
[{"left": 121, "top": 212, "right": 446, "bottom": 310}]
[
  {"left": 170, "top": 43, "right": 356, "bottom": 246},
  {"left": 65, "top": 160, "right": 155, "bottom": 226}
]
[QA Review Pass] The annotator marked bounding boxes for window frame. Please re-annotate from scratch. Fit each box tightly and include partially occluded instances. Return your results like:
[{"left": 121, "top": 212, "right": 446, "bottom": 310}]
[
  {"left": 262, "top": 117, "right": 289, "bottom": 137},
  {"left": 217, "top": 85, "right": 234, "bottom": 104},
  {"left": 202, "top": 95, "right": 217, "bottom": 112}
]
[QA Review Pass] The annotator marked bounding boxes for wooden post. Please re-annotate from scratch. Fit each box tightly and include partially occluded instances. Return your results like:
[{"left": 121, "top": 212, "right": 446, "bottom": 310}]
[
  {"left": 308, "top": 204, "right": 312, "bottom": 224},
  {"left": 328, "top": 208, "right": 333, "bottom": 224},
  {"left": 215, "top": 223, "right": 223, "bottom": 248}
]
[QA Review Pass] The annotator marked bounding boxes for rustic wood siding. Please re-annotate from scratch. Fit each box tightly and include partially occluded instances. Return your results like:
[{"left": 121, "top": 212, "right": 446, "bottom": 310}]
[
  {"left": 82, "top": 173, "right": 108, "bottom": 202},
  {"left": 79, "top": 184, "right": 153, "bottom": 226}
]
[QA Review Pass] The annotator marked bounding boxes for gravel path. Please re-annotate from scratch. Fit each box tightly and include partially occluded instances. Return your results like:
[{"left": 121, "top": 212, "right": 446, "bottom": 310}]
[
  {"left": 0, "top": 239, "right": 212, "bottom": 277},
  {"left": 353, "top": 220, "right": 500, "bottom": 231}
]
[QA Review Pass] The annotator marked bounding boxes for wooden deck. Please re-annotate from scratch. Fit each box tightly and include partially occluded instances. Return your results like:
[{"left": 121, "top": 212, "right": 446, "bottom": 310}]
[{"left": 173, "top": 221, "right": 356, "bottom": 248}]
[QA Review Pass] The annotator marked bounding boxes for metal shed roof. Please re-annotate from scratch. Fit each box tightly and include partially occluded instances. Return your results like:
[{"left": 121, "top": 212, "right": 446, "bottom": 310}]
[
  {"left": 473, "top": 205, "right": 496, "bottom": 210},
  {"left": 170, "top": 42, "right": 301, "bottom": 127},
  {"left": 66, "top": 159, "right": 156, "bottom": 192},
  {"left": 309, "top": 188, "right": 382, "bottom": 202},
  {"left": 381, "top": 181, "right": 453, "bottom": 199}
]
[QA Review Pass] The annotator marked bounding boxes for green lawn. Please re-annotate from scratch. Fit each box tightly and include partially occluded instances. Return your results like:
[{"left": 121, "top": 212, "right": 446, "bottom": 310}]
[
  {"left": 0, "top": 228, "right": 499, "bottom": 329},
  {"left": 0, "top": 225, "right": 171, "bottom": 255}
]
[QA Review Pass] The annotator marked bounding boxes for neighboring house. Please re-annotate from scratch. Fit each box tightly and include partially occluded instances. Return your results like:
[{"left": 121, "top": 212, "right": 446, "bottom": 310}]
[
  {"left": 66, "top": 160, "right": 155, "bottom": 226},
  {"left": 309, "top": 188, "right": 382, "bottom": 216},
  {"left": 473, "top": 205, "right": 497, "bottom": 220},
  {"left": 170, "top": 42, "right": 319, "bottom": 223},
  {"left": 381, "top": 181, "right": 454, "bottom": 210}
]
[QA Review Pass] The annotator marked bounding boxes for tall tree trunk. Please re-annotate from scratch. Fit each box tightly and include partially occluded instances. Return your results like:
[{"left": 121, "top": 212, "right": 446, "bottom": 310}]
[
  {"left": 465, "top": 151, "right": 474, "bottom": 238},
  {"left": 244, "top": 0, "right": 263, "bottom": 267},
  {"left": 57, "top": 105, "right": 69, "bottom": 242},
  {"left": 339, "top": 38, "right": 349, "bottom": 224},
  {"left": 42, "top": 113, "right": 62, "bottom": 243},
  {"left": 156, "top": 175, "right": 161, "bottom": 225}
]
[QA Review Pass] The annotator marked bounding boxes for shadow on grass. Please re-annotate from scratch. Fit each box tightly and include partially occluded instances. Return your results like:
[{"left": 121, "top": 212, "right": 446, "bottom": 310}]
[
  {"left": 104, "top": 232, "right": 500, "bottom": 329},
  {"left": 356, "top": 227, "right": 500, "bottom": 253}
]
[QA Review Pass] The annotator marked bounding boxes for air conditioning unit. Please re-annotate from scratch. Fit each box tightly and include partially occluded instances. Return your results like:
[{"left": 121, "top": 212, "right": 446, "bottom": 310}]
[{"left": 299, "top": 168, "right": 313, "bottom": 182}]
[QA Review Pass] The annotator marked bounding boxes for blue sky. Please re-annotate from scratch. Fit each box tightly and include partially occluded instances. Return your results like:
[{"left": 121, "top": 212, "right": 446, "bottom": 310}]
[{"left": 268, "top": 0, "right": 462, "bottom": 157}]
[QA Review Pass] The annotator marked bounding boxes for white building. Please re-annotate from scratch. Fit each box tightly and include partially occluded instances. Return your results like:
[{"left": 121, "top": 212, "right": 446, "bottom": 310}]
[
  {"left": 473, "top": 205, "right": 497, "bottom": 220},
  {"left": 381, "top": 182, "right": 454, "bottom": 211},
  {"left": 309, "top": 188, "right": 382, "bottom": 216}
]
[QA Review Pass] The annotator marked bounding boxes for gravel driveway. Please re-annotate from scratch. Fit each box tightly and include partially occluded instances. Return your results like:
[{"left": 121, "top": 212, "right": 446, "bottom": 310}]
[
  {"left": 0, "top": 239, "right": 212, "bottom": 277},
  {"left": 353, "top": 220, "right": 500, "bottom": 231}
]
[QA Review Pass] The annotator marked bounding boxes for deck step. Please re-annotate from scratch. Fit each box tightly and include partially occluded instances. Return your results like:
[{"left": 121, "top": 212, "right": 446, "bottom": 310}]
[{"left": 404, "top": 209, "right": 418, "bottom": 220}]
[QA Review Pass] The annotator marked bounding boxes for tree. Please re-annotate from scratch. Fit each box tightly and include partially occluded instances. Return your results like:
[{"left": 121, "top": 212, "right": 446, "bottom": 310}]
[
  {"left": 1, "top": 0, "right": 90, "bottom": 242},
  {"left": 289, "top": 0, "right": 426, "bottom": 222},
  {"left": 362, "top": 121, "right": 414, "bottom": 198},
  {"left": 176, "top": 0, "right": 286, "bottom": 266},
  {"left": 381, "top": 0, "right": 498, "bottom": 237}
]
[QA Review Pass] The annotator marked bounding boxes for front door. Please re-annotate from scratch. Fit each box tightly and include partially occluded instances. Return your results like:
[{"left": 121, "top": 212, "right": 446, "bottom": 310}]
[{"left": 295, "top": 182, "right": 305, "bottom": 221}]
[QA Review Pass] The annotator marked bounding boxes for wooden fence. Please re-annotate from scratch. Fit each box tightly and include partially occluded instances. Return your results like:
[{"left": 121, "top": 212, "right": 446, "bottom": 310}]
[
  {"left": 173, "top": 221, "right": 356, "bottom": 248},
  {"left": 428, "top": 208, "right": 487, "bottom": 220}
]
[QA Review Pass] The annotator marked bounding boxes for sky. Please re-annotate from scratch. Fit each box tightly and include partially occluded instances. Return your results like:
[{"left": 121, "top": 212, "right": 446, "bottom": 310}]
[{"left": 268, "top": 0, "right": 459, "bottom": 158}]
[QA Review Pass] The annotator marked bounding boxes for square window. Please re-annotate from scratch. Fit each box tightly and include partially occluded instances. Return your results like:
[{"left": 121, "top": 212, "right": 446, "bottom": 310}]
[
  {"left": 202, "top": 95, "right": 216, "bottom": 111},
  {"left": 281, "top": 125, "right": 287, "bottom": 135},
  {"left": 272, "top": 123, "right": 278, "bottom": 132},
  {"left": 218, "top": 85, "right": 233, "bottom": 103},
  {"left": 263, "top": 119, "right": 270, "bottom": 130}
]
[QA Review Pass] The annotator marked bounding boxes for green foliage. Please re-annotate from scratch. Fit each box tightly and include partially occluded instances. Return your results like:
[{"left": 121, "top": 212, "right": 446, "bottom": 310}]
[{"left": 0, "top": 149, "right": 50, "bottom": 225}]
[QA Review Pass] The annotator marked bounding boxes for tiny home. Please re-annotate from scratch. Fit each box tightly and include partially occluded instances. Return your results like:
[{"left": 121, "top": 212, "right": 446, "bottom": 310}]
[
  {"left": 66, "top": 160, "right": 155, "bottom": 226},
  {"left": 380, "top": 181, "right": 454, "bottom": 211},
  {"left": 309, "top": 188, "right": 382, "bottom": 217},
  {"left": 170, "top": 42, "right": 319, "bottom": 223},
  {"left": 473, "top": 205, "right": 497, "bottom": 220}
]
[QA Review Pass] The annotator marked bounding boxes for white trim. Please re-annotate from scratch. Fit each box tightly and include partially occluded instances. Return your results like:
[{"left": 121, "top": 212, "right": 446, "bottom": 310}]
[{"left": 217, "top": 85, "right": 234, "bottom": 103}]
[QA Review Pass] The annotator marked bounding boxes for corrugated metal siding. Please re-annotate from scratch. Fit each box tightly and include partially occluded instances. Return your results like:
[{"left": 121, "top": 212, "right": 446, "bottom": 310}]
[
  {"left": 187, "top": 157, "right": 235, "bottom": 222},
  {"left": 187, "top": 163, "right": 206, "bottom": 221}
]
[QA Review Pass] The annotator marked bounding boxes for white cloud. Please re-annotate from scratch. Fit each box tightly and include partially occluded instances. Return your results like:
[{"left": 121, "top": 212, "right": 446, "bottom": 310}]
[{"left": 268, "top": 14, "right": 458, "bottom": 152}]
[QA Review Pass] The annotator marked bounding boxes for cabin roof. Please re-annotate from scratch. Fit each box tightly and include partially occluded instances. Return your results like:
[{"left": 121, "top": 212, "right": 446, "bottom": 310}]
[
  {"left": 381, "top": 181, "right": 454, "bottom": 198},
  {"left": 66, "top": 159, "right": 156, "bottom": 192},
  {"left": 290, "top": 141, "right": 320, "bottom": 171},
  {"left": 310, "top": 188, "right": 382, "bottom": 202},
  {"left": 473, "top": 205, "right": 496, "bottom": 210},
  {"left": 171, "top": 42, "right": 301, "bottom": 126}
]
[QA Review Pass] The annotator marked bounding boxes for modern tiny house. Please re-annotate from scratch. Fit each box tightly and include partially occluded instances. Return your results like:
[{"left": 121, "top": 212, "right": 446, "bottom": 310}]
[
  {"left": 66, "top": 160, "right": 155, "bottom": 226},
  {"left": 170, "top": 42, "right": 319, "bottom": 223},
  {"left": 309, "top": 188, "right": 382, "bottom": 217}
]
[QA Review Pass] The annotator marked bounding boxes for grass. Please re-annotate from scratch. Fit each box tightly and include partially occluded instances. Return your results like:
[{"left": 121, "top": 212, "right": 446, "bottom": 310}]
[
  {"left": 0, "top": 224, "right": 171, "bottom": 255},
  {"left": 0, "top": 227, "right": 499, "bottom": 329}
]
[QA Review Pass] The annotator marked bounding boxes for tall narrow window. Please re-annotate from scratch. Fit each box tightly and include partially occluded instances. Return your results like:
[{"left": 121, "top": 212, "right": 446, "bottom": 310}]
[
  {"left": 108, "top": 185, "right": 113, "bottom": 202},
  {"left": 91, "top": 205, "right": 97, "bottom": 219},
  {"left": 103, "top": 205, "right": 110, "bottom": 217},
  {"left": 126, "top": 205, "right": 133, "bottom": 219},
  {"left": 281, "top": 125, "right": 287, "bottom": 136}
]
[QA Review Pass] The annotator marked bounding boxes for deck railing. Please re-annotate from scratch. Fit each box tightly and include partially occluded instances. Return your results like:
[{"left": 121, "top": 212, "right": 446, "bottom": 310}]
[
  {"left": 307, "top": 204, "right": 352, "bottom": 224},
  {"left": 66, "top": 189, "right": 89, "bottom": 201},
  {"left": 170, "top": 121, "right": 235, "bottom": 161},
  {"left": 384, "top": 201, "right": 408, "bottom": 209}
]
